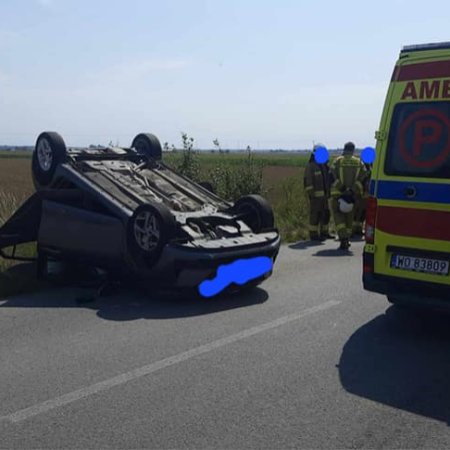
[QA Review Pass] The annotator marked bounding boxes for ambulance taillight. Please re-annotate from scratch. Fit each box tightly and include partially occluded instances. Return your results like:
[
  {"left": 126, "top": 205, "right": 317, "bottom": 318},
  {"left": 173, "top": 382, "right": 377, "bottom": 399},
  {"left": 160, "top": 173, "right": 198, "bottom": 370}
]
[{"left": 365, "top": 196, "right": 378, "bottom": 244}]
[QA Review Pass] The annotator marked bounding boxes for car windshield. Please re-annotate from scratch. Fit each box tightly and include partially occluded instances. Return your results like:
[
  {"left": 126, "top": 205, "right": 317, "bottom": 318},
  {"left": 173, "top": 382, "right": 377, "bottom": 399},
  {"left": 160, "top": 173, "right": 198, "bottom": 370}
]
[{"left": 385, "top": 101, "right": 450, "bottom": 179}]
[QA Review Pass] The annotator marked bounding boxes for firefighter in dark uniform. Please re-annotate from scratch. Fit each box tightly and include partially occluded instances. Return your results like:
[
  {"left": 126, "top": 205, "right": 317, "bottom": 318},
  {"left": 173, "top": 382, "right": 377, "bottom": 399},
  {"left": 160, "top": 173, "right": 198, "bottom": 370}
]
[
  {"left": 329, "top": 142, "right": 367, "bottom": 250},
  {"left": 304, "top": 144, "right": 333, "bottom": 241}
]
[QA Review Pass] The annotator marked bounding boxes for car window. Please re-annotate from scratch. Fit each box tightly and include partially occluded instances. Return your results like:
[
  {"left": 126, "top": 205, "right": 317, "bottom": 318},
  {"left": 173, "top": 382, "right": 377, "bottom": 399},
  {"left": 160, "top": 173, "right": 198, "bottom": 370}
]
[{"left": 385, "top": 101, "right": 450, "bottom": 179}]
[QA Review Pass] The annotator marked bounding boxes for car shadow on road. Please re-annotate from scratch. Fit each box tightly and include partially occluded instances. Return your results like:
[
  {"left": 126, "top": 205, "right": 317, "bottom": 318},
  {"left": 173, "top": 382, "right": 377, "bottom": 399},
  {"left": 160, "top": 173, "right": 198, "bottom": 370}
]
[
  {"left": 339, "top": 305, "right": 450, "bottom": 424},
  {"left": 288, "top": 240, "right": 325, "bottom": 250},
  {"left": 0, "top": 283, "right": 269, "bottom": 321},
  {"left": 313, "top": 249, "right": 353, "bottom": 257}
]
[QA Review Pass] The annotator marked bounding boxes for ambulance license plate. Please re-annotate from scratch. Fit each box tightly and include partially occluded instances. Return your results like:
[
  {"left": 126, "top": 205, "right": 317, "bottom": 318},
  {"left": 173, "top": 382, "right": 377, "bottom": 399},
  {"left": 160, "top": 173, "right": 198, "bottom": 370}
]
[{"left": 391, "top": 254, "right": 449, "bottom": 276}]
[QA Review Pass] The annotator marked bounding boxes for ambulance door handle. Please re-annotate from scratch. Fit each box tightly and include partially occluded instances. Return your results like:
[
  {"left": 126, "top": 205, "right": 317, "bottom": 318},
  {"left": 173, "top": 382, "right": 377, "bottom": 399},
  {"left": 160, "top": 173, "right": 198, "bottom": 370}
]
[{"left": 403, "top": 186, "right": 417, "bottom": 199}]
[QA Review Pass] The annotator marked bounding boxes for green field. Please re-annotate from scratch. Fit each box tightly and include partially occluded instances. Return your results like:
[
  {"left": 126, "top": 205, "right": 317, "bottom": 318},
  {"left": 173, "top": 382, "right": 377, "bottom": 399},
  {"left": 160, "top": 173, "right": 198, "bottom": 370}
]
[
  {"left": 165, "top": 151, "right": 310, "bottom": 167},
  {"left": 0, "top": 151, "right": 33, "bottom": 159},
  {"left": 0, "top": 150, "right": 311, "bottom": 167}
]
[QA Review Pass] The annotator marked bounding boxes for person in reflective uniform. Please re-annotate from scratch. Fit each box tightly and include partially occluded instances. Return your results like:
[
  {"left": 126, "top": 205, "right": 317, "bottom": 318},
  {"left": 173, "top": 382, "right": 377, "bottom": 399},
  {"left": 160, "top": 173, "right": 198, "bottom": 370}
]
[
  {"left": 303, "top": 144, "right": 333, "bottom": 241},
  {"left": 329, "top": 142, "right": 367, "bottom": 250}
]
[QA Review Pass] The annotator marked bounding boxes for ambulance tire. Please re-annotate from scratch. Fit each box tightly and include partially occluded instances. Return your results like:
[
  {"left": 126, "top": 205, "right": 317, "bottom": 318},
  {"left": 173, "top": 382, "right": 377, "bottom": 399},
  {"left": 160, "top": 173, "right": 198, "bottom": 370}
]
[
  {"left": 387, "top": 295, "right": 417, "bottom": 309},
  {"left": 387, "top": 295, "right": 428, "bottom": 315}
]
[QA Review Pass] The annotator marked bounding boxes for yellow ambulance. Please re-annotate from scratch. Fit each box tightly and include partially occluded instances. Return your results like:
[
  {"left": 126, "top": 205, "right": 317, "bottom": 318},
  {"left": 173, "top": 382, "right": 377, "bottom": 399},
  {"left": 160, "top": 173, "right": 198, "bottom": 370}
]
[{"left": 363, "top": 42, "right": 450, "bottom": 307}]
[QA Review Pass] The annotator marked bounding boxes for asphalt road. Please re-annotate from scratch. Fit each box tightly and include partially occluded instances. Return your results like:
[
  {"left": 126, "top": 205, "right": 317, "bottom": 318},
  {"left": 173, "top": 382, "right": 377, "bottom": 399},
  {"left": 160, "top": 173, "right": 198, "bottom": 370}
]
[{"left": 1, "top": 240, "right": 450, "bottom": 449}]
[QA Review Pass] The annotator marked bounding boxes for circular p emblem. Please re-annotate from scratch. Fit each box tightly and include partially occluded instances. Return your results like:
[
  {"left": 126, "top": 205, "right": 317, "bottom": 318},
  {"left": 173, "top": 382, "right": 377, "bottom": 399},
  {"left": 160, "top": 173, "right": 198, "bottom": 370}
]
[{"left": 399, "top": 108, "right": 450, "bottom": 168}]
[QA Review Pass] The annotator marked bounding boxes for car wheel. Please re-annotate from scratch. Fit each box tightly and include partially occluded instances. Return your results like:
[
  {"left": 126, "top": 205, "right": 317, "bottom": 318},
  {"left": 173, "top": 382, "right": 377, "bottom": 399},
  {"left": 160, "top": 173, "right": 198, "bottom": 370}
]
[
  {"left": 233, "top": 194, "right": 274, "bottom": 233},
  {"left": 131, "top": 133, "right": 162, "bottom": 160},
  {"left": 32, "top": 132, "right": 67, "bottom": 189},
  {"left": 127, "top": 202, "right": 177, "bottom": 266}
]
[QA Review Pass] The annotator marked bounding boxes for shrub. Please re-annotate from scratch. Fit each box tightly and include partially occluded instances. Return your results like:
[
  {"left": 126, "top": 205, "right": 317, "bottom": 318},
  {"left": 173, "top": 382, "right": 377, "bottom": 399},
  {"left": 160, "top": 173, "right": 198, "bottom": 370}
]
[
  {"left": 209, "top": 145, "right": 263, "bottom": 201},
  {"left": 272, "top": 176, "right": 309, "bottom": 242},
  {"left": 177, "top": 133, "right": 200, "bottom": 182},
  {"left": 0, "top": 190, "right": 21, "bottom": 273},
  {"left": 0, "top": 190, "right": 19, "bottom": 227}
]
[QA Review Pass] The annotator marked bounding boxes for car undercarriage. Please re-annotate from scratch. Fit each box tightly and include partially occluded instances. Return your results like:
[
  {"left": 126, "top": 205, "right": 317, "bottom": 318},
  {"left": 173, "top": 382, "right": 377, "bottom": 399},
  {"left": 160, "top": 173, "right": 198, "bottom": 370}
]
[{"left": 0, "top": 132, "right": 280, "bottom": 297}]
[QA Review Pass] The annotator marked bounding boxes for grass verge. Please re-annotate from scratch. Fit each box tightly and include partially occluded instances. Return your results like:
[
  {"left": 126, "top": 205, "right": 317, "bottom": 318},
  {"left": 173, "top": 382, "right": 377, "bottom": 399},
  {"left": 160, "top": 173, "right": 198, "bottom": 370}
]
[{"left": 0, "top": 190, "right": 44, "bottom": 299}]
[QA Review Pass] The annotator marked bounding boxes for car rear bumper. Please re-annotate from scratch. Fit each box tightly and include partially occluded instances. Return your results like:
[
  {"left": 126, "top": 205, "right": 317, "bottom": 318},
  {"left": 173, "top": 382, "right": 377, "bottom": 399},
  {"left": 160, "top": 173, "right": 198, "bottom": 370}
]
[
  {"left": 150, "top": 233, "right": 281, "bottom": 290},
  {"left": 363, "top": 271, "right": 450, "bottom": 304}
]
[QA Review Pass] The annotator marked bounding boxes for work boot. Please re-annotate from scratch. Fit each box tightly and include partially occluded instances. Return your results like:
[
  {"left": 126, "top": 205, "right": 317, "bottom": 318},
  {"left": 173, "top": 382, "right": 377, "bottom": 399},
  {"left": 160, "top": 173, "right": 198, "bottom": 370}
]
[
  {"left": 351, "top": 229, "right": 364, "bottom": 239},
  {"left": 339, "top": 238, "right": 351, "bottom": 250},
  {"left": 310, "top": 232, "right": 321, "bottom": 241}
]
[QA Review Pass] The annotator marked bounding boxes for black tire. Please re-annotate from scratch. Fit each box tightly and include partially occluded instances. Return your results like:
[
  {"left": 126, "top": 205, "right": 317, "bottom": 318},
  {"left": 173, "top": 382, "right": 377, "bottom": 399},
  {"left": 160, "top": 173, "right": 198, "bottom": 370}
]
[
  {"left": 387, "top": 295, "right": 400, "bottom": 305},
  {"left": 131, "top": 133, "right": 162, "bottom": 160},
  {"left": 387, "top": 295, "right": 415, "bottom": 307},
  {"left": 127, "top": 202, "right": 177, "bottom": 266},
  {"left": 198, "top": 181, "right": 215, "bottom": 193},
  {"left": 233, "top": 194, "right": 274, "bottom": 233},
  {"left": 32, "top": 132, "right": 67, "bottom": 189}
]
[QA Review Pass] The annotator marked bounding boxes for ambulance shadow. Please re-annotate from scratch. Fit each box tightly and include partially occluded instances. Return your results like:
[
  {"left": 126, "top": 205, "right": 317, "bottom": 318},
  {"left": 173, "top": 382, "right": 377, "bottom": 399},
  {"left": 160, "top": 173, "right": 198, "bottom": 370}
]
[
  {"left": 339, "top": 306, "right": 450, "bottom": 424},
  {"left": 288, "top": 240, "right": 324, "bottom": 250}
]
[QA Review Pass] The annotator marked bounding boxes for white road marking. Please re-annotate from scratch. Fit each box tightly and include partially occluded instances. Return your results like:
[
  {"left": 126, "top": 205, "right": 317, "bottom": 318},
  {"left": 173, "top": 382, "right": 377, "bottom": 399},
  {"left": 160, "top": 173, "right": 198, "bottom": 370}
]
[{"left": 1, "top": 300, "right": 340, "bottom": 423}]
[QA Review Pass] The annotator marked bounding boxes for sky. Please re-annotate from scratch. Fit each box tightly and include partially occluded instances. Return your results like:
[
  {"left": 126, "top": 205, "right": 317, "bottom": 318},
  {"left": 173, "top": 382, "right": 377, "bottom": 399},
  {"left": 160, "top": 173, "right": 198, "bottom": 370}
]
[{"left": 1, "top": 0, "right": 450, "bottom": 150}]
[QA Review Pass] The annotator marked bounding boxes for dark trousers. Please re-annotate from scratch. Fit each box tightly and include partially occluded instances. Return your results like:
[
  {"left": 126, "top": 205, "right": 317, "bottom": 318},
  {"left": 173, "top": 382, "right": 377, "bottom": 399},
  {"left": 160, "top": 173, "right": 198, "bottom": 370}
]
[{"left": 309, "top": 197, "right": 330, "bottom": 237}]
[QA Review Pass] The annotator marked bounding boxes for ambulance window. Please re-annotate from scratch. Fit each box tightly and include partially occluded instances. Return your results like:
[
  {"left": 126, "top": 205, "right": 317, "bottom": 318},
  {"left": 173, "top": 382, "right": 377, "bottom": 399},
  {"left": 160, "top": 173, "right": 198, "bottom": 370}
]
[{"left": 385, "top": 101, "right": 450, "bottom": 179}]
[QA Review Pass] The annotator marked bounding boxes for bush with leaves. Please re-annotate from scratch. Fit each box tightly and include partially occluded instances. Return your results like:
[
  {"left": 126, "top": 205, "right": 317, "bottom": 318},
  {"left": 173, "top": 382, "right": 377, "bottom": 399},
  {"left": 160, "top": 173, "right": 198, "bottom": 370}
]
[
  {"left": 272, "top": 176, "right": 309, "bottom": 242},
  {"left": 0, "top": 190, "right": 18, "bottom": 228},
  {"left": 177, "top": 133, "right": 200, "bottom": 182},
  {"left": 209, "top": 145, "right": 263, "bottom": 201},
  {"left": 0, "top": 190, "right": 36, "bottom": 273}
]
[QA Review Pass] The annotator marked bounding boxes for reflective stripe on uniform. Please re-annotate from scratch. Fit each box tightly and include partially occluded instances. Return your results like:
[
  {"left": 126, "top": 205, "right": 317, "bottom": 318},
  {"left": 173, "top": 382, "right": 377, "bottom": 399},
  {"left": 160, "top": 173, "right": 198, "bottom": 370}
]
[
  {"left": 305, "top": 185, "right": 314, "bottom": 192},
  {"left": 354, "top": 181, "right": 363, "bottom": 193},
  {"left": 335, "top": 223, "right": 347, "bottom": 231},
  {"left": 339, "top": 165, "right": 344, "bottom": 185},
  {"left": 332, "top": 179, "right": 343, "bottom": 189},
  {"left": 313, "top": 190, "right": 325, "bottom": 197}
]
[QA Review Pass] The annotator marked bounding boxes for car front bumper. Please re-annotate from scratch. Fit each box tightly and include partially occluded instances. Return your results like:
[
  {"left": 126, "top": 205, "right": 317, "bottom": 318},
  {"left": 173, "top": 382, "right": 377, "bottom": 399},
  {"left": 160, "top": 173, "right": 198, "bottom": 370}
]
[{"left": 146, "top": 232, "right": 281, "bottom": 290}]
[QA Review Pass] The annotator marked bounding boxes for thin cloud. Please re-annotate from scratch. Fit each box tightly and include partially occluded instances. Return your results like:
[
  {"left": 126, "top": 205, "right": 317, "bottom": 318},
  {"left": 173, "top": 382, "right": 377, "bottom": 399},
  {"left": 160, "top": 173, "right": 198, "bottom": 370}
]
[
  {"left": 0, "top": 69, "right": 9, "bottom": 83},
  {"left": 0, "top": 30, "right": 20, "bottom": 47},
  {"left": 91, "top": 58, "right": 190, "bottom": 84},
  {"left": 35, "top": 0, "right": 53, "bottom": 7},
  {"left": 111, "top": 59, "right": 189, "bottom": 75}
]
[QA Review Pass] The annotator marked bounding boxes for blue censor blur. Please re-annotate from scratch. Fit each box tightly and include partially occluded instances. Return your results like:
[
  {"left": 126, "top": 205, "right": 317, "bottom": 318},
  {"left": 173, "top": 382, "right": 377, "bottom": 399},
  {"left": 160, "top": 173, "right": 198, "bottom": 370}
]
[
  {"left": 198, "top": 256, "right": 273, "bottom": 298},
  {"left": 314, "top": 146, "right": 329, "bottom": 164},
  {"left": 361, "top": 146, "right": 376, "bottom": 164}
]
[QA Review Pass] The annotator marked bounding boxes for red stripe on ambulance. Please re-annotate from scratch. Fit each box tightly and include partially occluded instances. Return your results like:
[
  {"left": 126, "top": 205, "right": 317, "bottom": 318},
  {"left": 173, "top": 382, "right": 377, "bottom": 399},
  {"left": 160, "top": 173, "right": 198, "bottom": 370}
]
[
  {"left": 394, "top": 60, "right": 450, "bottom": 81},
  {"left": 376, "top": 206, "right": 450, "bottom": 241}
]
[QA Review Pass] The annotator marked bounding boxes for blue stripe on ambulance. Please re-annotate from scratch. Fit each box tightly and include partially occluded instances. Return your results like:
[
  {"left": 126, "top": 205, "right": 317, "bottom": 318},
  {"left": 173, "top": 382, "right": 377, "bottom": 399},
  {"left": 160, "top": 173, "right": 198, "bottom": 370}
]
[{"left": 374, "top": 180, "right": 450, "bottom": 204}]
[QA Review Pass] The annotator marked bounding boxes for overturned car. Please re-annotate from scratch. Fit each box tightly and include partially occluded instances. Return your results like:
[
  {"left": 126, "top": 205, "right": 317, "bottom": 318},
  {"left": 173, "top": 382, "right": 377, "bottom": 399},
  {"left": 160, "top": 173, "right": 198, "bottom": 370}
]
[{"left": 0, "top": 132, "right": 280, "bottom": 296}]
